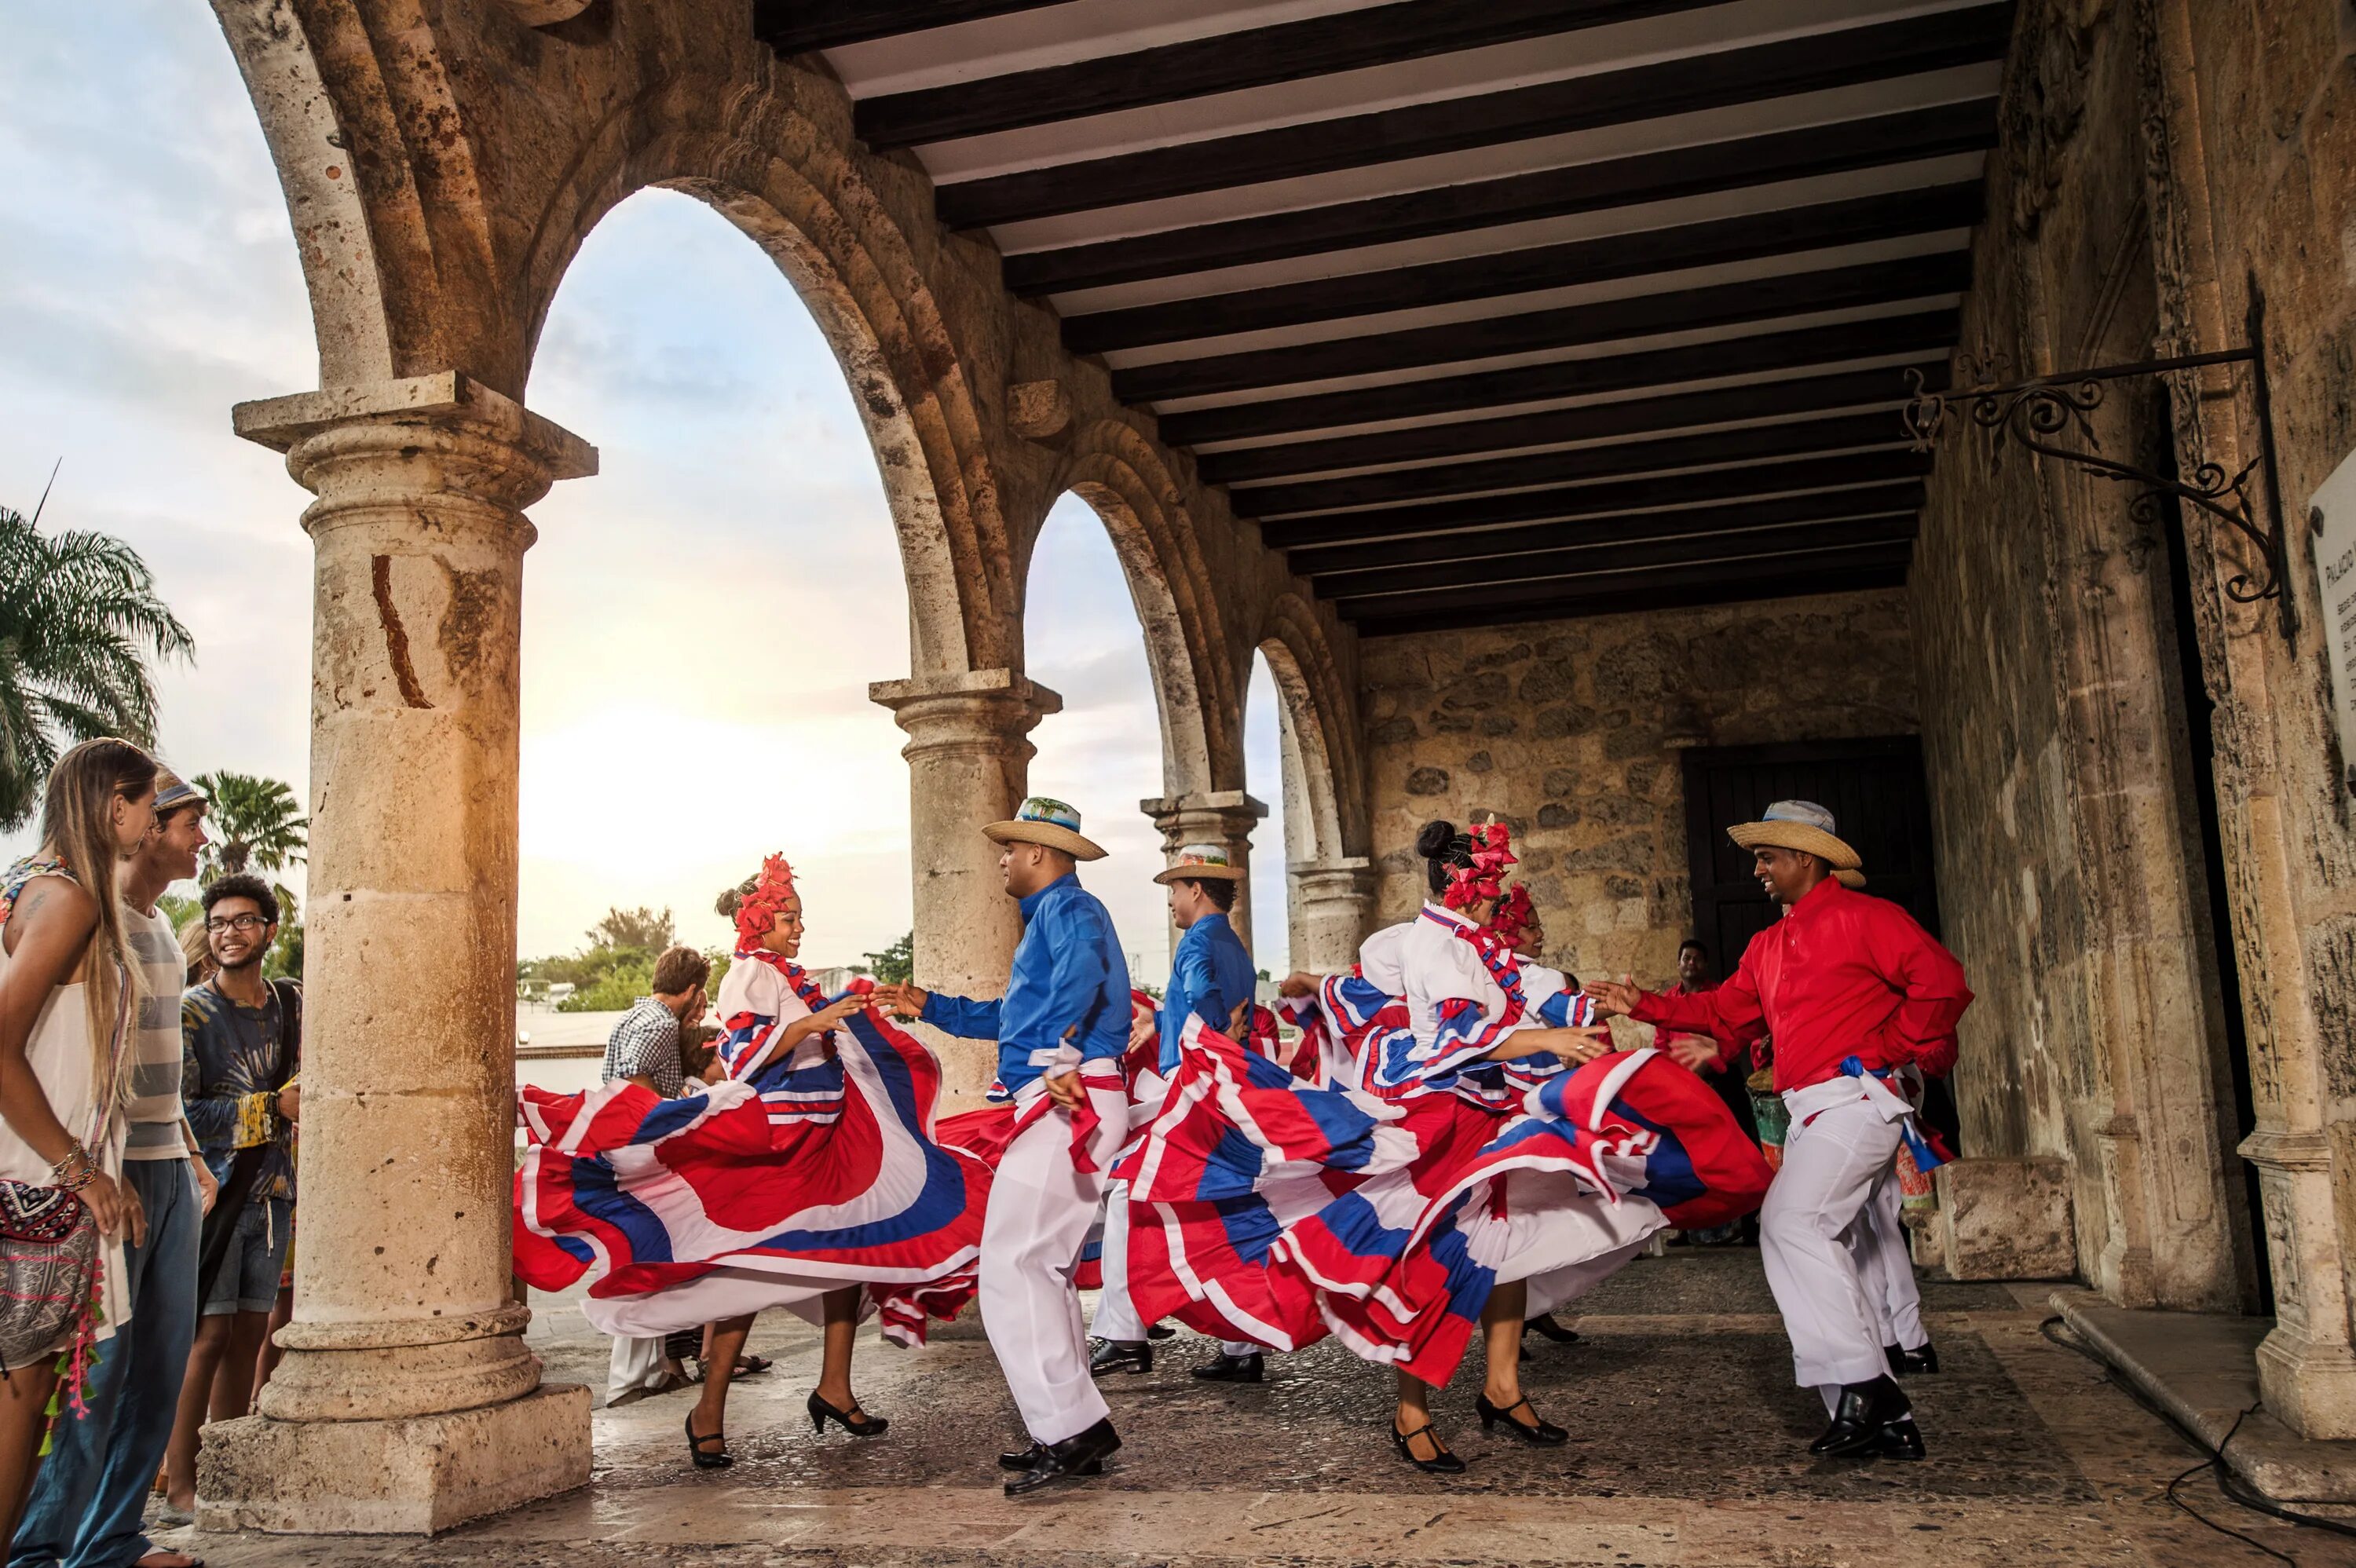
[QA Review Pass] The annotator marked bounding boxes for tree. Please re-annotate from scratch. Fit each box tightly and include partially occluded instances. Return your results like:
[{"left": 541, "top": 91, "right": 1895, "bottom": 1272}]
[
  {"left": 194, "top": 771, "right": 308, "bottom": 879},
  {"left": 863, "top": 931, "right": 914, "bottom": 986},
  {"left": 587, "top": 905, "right": 674, "bottom": 952},
  {"left": 0, "top": 503, "right": 195, "bottom": 829}
]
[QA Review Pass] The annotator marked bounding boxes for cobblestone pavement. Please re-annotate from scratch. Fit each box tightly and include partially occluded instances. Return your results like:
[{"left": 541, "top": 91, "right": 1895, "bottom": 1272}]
[{"left": 168, "top": 1252, "right": 2356, "bottom": 1566}]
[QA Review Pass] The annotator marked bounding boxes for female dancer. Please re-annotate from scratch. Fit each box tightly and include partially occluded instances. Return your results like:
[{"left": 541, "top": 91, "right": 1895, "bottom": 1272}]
[
  {"left": 514, "top": 854, "right": 989, "bottom": 1469},
  {"left": 0, "top": 740, "right": 155, "bottom": 1546}
]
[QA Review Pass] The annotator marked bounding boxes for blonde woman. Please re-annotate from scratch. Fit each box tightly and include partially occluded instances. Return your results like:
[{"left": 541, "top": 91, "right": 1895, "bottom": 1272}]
[{"left": 0, "top": 738, "right": 157, "bottom": 1548}]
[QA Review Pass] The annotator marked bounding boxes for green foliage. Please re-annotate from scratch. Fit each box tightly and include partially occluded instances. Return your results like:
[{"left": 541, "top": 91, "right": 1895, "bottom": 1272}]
[
  {"left": 587, "top": 905, "right": 674, "bottom": 952},
  {"left": 192, "top": 771, "right": 307, "bottom": 881},
  {"left": 0, "top": 503, "right": 196, "bottom": 830},
  {"left": 519, "top": 907, "right": 699, "bottom": 1013},
  {"left": 157, "top": 891, "right": 200, "bottom": 936},
  {"left": 862, "top": 930, "right": 915, "bottom": 986}
]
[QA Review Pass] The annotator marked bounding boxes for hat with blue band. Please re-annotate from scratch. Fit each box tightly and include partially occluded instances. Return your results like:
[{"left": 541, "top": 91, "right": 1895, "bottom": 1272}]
[
  {"left": 1726, "top": 799, "right": 1867, "bottom": 889},
  {"left": 983, "top": 795, "right": 1107, "bottom": 861},
  {"left": 1154, "top": 842, "right": 1245, "bottom": 884}
]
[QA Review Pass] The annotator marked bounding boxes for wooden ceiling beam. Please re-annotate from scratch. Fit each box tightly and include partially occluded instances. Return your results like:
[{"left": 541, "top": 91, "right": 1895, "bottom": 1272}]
[
  {"left": 1063, "top": 182, "right": 1979, "bottom": 353},
  {"left": 857, "top": 0, "right": 1719, "bottom": 150},
  {"left": 1258, "top": 448, "right": 1930, "bottom": 548},
  {"left": 1348, "top": 561, "right": 1910, "bottom": 634},
  {"left": 1331, "top": 539, "right": 1915, "bottom": 620},
  {"left": 1200, "top": 360, "right": 1948, "bottom": 485},
  {"left": 1284, "top": 484, "right": 1927, "bottom": 575},
  {"left": 1004, "top": 99, "right": 1999, "bottom": 296},
  {"left": 933, "top": 4, "right": 2012, "bottom": 228},
  {"left": 1236, "top": 410, "right": 1911, "bottom": 518},
  {"left": 1121, "top": 251, "right": 1970, "bottom": 408}
]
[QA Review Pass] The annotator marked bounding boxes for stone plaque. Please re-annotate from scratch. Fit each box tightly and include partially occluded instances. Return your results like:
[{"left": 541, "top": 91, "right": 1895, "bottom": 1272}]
[{"left": 2312, "top": 448, "right": 2356, "bottom": 793}]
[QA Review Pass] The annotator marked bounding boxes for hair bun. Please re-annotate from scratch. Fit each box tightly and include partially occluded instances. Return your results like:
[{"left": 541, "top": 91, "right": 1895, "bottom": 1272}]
[{"left": 1414, "top": 819, "right": 1460, "bottom": 861}]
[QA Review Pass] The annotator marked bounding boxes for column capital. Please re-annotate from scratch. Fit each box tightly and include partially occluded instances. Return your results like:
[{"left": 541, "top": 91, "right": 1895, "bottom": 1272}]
[
  {"left": 870, "top": 669, "right": 1063, "bottom": 764},
  {"left": 869, "top": 666, "right": 1063, "bottom": 718},
  {"left": 234, "top": 371, "right": 596, "bottom": 478},
  {"left": 1291, "top": 857, "right": 1377, "bottom": 897},
  {"left": 1142, "top": 790, "right": 1268, "bottom": 828}
]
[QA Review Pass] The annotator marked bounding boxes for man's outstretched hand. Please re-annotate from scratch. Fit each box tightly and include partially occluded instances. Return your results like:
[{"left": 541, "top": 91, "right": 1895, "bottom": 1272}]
[
  {"left": 870, "top": 982, "right": 928, "bottom": 1019},
  {"left": 1582, "top": 975, "right": 1644, "bottom": 1018}
]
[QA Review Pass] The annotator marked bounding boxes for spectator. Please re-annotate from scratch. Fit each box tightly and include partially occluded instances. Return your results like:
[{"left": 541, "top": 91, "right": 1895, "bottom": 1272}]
[
  {"left": 163, "top": 875, "right": 298, "bottom": 1519},
  {"left": 603, "top": 945, "right": 711, "bottom": 1407},
  {"left": 1655, "top": 939, "right": 1758, "bottom": 1247},
  {"left": 11, "top": 771, "right": 218, "bottom": 1568},
  {"left": 0, "top": 739, "right": 155, "bottom": 1555}
]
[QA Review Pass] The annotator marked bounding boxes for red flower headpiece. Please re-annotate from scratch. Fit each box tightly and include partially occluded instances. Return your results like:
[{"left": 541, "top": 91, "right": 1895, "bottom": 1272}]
[
  {"left": 734, "top": 853, "right": 798, "bottom": 949},
  {"left": 1485, "top": 883, "right": 1536, "bottom": 948},
  {"left": 1443, "top": 820, "right": 1516, "bottom": 912}
]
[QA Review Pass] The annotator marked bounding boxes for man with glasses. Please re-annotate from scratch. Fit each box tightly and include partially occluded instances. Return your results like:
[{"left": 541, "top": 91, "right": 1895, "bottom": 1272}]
[{"left": 162, "top": 873, "right": 300, "bottom": 1520}]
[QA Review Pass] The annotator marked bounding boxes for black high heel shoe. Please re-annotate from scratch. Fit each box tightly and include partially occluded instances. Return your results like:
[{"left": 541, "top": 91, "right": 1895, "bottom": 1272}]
[
  {"left": 1391, "top": 1419, "right": 1465, "bottom": 1475},
  {"left": 808, "top": 1390, "right": 889, "bottom": 1438},
  {"left": 1475, "top": 1393, "right": 1568, "bottom": 1446},
  {"left": 686, "top": 1410, "right": 732, "bottom": 1469}
]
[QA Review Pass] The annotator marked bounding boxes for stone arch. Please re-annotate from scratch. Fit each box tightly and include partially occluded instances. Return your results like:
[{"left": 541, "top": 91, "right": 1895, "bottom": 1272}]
[
  {"left": 1050, "top": 420, "right": 1235, "bottom": 801},
  {"left": 1257, "top": 594, "right": 1368, "bottom": 861}
]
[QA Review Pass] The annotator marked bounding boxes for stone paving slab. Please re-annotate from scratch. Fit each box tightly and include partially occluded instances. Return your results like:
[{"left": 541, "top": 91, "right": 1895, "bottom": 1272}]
[{"left": 166, "top": 1251, "right": 2356, "bottom": 1567}]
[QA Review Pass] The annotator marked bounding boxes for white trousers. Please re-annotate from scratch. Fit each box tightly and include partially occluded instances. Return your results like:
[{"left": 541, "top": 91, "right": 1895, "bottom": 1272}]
[
  {"left": 1857, "top": 1160, "right": 1926, "bottom": 1354},
  {"left": 1090, "top": 1178, "right": 1151, "bottom": 1344},
  {"left": 1760, "top": 1094, "right": 1906, "bottom": 1395},
  {"left": 607, "top": 1334, "right": 671, "bottom": 1401},
  {"left": 981, "top": 1078, "right": 1133, "bottom": 1445}
]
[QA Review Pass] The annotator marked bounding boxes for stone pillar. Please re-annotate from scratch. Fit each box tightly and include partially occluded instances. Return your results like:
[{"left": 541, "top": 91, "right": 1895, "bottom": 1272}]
[
  {"left": 1143, "top": 791, "right": 1268, "bottom": 959},
  {"left": 870, "top": 669, "right": 1060, "bottom": 1105},
  {"left": 199, "top": 374, "right": 594, "bottom": 1533},
  {"left": 1289, "top": 857, "right": 1377, "bottom": 973}
]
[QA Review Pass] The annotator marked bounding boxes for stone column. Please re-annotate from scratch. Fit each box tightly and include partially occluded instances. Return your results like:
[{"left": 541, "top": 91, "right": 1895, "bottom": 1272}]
[
  {"left": 1143, "top": 791, "right": 1268, "bottom": 960},
  {"left": 199, "top": 374, "right": 595, "bottom": 1533},
  {"left": 870, "top": 669, "right": 1060, "bottom": 1105},
  {"left": 1289, "top": 857, "right": 1377, "bottom": 973}
]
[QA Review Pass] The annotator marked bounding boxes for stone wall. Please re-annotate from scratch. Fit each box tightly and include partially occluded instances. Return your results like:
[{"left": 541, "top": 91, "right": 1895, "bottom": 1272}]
[{"left": 1358, "top": 590, "right": 1919, "bottom": 987}]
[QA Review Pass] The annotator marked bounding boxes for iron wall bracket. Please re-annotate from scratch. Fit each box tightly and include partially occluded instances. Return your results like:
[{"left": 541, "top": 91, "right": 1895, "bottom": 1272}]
[{"left": 1902, "top": 281, "right": 2292, "bottom": 642}]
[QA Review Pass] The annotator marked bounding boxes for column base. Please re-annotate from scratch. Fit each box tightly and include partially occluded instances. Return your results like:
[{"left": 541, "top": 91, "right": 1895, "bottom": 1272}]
[
  {"left": 196, "top": 1383, "right": 591, "bottom": 1535},
  {"left": 2259, "top": 1325, "right": 2356, "bottom": 1441}
]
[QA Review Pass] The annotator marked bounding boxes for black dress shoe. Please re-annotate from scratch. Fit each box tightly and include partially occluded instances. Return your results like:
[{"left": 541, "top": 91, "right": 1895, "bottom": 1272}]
[
  {"left": 1523, "top": 1314, "right": 1582, "bottom": 1345},
  {"left": 998, "top": 1442, "right": 1045, "bottom": 1471},
  {"left": 1088, "top": 1338, "right": 1152, "bottom": 1376},
  {"left": 1390, "top": 1419, "right": 1465, "bottom": 1475},
  {"left": 1885, "top": 1341, "right": 1940, "bottom": 1376},
  {"left": 1147, "top": 1324, "right": 1176, "bottom": 1340},
  {"left": 1193, "top": 1351, "right": 1264, "bottom": 1383},
  {"left": 1875, "top": 1414, "right": 1926, "bottom": 1460},
  {"left": 808, "top": 1390, "right": 888, "bottom": 1438},
  {"left": 1004, "top": 1418, "right": 1120, "bottom": 1497},
  {"left": 1809, "top": 1376, "right": 1912, "bottom": 1458},
  {"left": 1475, "top": 1392, "right": 1568, "bottom": 1446}
]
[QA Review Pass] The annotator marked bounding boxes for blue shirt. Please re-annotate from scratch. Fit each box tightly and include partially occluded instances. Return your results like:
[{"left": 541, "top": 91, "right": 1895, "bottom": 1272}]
[
  {"left": 1159, "top": 912, "right": 1255, "bottom": 1073},
  {"left": 921, "top": 873, "right": 1132, "bottom": 1098}
]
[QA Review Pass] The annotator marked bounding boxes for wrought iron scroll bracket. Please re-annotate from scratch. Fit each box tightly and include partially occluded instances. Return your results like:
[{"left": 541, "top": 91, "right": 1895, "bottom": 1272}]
[{"left": 1902, "top": 283, "right": 2292, "bottom": 642}]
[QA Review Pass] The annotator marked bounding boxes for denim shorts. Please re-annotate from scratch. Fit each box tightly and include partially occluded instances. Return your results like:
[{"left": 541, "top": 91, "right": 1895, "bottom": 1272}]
[{"left": 204, "top": 1197, "right": 293, "bottom": 1317}]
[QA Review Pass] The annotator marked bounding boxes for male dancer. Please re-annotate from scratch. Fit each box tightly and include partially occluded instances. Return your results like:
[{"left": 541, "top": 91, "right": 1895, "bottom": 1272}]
[
  {"left": 875, "top": 798, "right": 1132, "bottom": 1497},
  {"left": 1088, "top": 845, "right": 1262, "bottom": 1383},
  {"left": 1586, "top": 801, "right": 1970, "bottom": 1460}
]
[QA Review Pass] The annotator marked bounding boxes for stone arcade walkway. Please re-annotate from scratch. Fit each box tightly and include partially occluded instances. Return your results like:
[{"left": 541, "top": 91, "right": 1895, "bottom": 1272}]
[{"left": 172, "top": 1253, "right": 2354, "bottom": 1567}]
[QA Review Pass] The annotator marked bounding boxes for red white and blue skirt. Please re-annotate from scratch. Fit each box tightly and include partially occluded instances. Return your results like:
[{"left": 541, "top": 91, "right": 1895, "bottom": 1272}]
[
  {"left": 1114, "top": 1015, "right": 1772, "bottom": 1385},
  {"left": 514, "top": 1006, "right": 990, "bottom": 1347}
]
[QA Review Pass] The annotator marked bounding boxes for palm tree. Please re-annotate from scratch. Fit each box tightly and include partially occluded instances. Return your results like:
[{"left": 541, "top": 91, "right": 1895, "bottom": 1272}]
[
  {"left": 194, "top": 771, "right": 308, "bottom": 879},
  {"left": 0, "top": 503, "right": 196, "bottom": 829}
]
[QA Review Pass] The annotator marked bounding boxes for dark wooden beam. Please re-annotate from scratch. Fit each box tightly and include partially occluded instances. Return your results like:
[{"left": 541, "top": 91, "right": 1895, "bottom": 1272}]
[
  {"left": 1159, "top": 303, "right": 1959, "bottom": 448},
  {"left": 857, "top": 0, "right": 1721, "bottom": 150},
  {"left": 1259, "top": 448, "right": 1931, "bottom": 549},
  {"left": 752, "top": 0, "right": 1063, "bottom": 53},
  {"left": 1121, "top": 251, "right": 1971, "bottom": 407},
  {"left": 1004, "top": 100, "right": 1998, "bottom": 296},
  {"left": 932, "top": 4, "right": 2013, "bottom": 228},
  {"left": 1285, "top": 484, "right": 1927, "bottom": 576},
  {"left": 1331, "top": 540, "right": 1915, "bottom": 620},
  {"left": 1063, "top": 183, "right": 1978, "bottom": 353},
  {"left": 1201, "top": 362, "right": 1948, "bottom": 486},
  {"left": 1348, "top": 563, "right": 1909, "bottom": 634},
  {"left": 1314, "top": 513, "right": 1918, "bottom": 598},
  {"left": 1236, "top": 411, "right": 1910, "bottom": 518}
]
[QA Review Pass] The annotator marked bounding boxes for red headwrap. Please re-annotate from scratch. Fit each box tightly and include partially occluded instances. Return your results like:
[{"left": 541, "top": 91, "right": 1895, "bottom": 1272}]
[
  {"left": 733, "top": 853, "right": 798, "bottom": 950},
  {"left": 1442, "top": 820, "right": 1516, "bottom": 912},
  {"left": 1485, "top": 883, "right": 1536, "bottom": 948}
]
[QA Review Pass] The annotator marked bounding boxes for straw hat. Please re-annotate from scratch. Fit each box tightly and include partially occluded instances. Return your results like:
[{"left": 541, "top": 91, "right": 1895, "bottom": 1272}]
[
  {"left": 984, "top": 795, "right": 1107, "bottom": 861},
  {"left": 1153, "top": 842, "right": 1246, "bottom": 885},
  {"left": 1727, "top": 800, "right": 1868, "bottom": 889}
]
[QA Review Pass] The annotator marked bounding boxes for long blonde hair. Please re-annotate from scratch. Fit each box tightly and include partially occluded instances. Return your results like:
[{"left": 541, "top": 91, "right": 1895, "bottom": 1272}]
[{"left": 38, "top": 738, "right": 157, "bottom": 1097}]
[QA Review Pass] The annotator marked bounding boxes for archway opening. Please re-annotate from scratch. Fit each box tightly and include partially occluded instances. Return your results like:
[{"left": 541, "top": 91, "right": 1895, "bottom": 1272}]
[
  {"left": 1244, "top": 649, "right": 1291, "bottom": 980},
  {"left": 1023, "top": 492, "right": 1173, "bottom": 987},
  {"left": 518, "top": 188, "right": 914, "bottom": 1018}
]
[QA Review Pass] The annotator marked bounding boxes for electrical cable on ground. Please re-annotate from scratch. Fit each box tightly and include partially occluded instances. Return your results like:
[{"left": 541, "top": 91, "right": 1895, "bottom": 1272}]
[{"left": 2039, "top": 1313, "right": 2356, "bottom": 1565}]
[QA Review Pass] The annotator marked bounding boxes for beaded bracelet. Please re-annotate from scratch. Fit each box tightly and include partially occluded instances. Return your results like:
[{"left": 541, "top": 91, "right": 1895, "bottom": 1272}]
[
  {"left": 57, "top": 1164, "right": 97, "bottom": 1194},
  {"left": 47, "top": 1140, "right": 93, "bottom": 1185}
]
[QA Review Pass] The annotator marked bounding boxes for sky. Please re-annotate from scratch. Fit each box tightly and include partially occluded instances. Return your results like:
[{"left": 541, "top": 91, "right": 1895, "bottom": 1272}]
[{"left": 0, "top": 3, "right": 1290, "bottom": 985}]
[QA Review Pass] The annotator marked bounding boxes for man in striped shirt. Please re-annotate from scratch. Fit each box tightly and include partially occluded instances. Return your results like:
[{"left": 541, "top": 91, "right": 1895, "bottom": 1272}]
[{"left": 12, "top": 771, "right": 217, "bottom": 1568}]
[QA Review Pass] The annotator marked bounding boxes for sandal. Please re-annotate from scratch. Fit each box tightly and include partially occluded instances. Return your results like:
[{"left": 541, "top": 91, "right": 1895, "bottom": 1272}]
[
  {"left": 736, "top": 1354, "right": 772, "bottom": 1376},
  {"left": 685, "top": 1410, "right": 733, "bottom": 1470}
]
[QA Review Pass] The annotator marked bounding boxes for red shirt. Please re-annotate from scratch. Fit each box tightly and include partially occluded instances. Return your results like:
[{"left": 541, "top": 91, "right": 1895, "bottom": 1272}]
[
  {"left": 1632, "top": 879, "right": 1971, "bottom": 1093},
  {"left": 1653, "top": 981, "right": 1730, "bottom": 1074}
]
